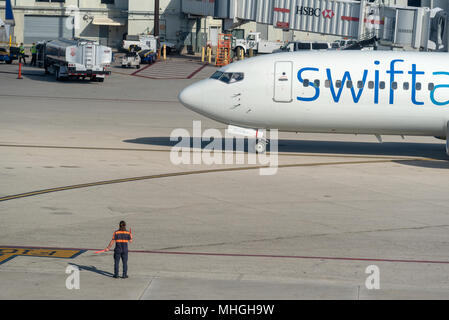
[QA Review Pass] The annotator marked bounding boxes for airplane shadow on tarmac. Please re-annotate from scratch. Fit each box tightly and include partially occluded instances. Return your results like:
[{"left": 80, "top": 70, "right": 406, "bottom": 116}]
[
  {"left": 123, "top": 137, "right": 449, "bottom": 169},
  {"left": 69, "top": 263, "right": 114, "bottom": 278}
]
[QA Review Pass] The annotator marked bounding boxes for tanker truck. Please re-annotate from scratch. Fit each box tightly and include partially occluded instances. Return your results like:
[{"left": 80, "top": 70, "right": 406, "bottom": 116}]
[{"left": 43, "top": 39, "right": 112, "bottom": 82}]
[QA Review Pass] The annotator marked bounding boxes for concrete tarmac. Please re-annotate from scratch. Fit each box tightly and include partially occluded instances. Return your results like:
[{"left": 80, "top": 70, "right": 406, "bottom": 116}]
[{"left": 1, "top": 59, "right": 449, "bottom": 299}]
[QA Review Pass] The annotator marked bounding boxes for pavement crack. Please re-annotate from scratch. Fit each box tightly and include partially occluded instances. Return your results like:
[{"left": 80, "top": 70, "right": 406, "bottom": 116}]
[
  {"left": 138, "top": 278, "right": 154, "bottom": 300},
  {"left": 155, "top": 224, "right": 449, "bottom": 251}
]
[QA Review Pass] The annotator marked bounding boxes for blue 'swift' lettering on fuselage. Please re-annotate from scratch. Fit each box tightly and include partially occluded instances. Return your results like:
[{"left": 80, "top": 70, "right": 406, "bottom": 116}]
[
  {"left": 297, "top": 67, "right": 319, "bottom": 102},
  {"left": 326, "top": 69, "right": 368, "bottom": 103},
  {"left": 431, "top": 72, "right": 449, "bottom": 106},
  {"left": 296, "top": 59, "right": 449, "bottom": 107}
]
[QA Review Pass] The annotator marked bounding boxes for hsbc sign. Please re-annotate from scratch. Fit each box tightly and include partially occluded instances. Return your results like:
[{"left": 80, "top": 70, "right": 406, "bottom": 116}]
[
  {"left": 296, "top": 6, "right": 335, "bottom": 19},
  {"left": 296, "top": 6, "right": 321, "bottom": 17}
]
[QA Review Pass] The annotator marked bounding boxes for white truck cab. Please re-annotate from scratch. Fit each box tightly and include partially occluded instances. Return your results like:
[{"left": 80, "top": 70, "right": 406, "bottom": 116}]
[
  {"left": 233, "top": 32, "right": 283, "bottom": 56},
  {"left": 122, "top": 35, "right": 176, "bottom": 54}
]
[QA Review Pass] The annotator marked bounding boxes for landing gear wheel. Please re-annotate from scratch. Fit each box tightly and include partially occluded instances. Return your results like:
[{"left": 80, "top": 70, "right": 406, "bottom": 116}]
[{"left": 255, "top": 139, "right": 267, "bottom": 154}]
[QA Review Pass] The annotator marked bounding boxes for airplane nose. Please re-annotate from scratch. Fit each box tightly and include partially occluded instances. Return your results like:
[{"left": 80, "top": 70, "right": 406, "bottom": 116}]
[
  {"left": 178, "top": 82, "right": 204, "bottom": 112},
  {"left": 178, "top": 81, "right": 204, "bottom": 112}
]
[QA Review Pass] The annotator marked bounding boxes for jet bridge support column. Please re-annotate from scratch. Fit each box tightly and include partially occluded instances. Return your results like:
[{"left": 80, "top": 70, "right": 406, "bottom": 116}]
[{"left": 357, "top": 0, "right": 367, "bottom": 40}]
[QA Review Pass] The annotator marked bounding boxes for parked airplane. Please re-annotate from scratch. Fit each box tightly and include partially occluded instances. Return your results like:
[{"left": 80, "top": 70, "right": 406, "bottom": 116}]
[{"left": 178, "top": 51, "right": 449, "bottom": 154}]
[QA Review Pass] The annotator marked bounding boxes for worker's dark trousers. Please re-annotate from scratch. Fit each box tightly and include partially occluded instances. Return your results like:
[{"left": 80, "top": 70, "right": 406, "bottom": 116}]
[
  {"left": 31, "top": 54, "right": 36, "bottom": 66},
  {"left": 114, "top": 251, "right": 128, "bottom": 277}
]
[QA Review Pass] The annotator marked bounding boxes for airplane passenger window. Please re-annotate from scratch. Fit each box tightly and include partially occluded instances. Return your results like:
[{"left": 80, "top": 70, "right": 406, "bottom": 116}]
[
  {"left": 416, "top": 83, "right": 422, "bottom": 91},
  {"left": 357, "top": 81, "right": 364, "bottom": 89},
  {"left": 336, "top": 80, "right": 342, "bottom": 88},
  {"left": 368, "top": 81, "right": 374, "bottom": 89},
  {"left": 428, "top": 83, "right": 435, "bottom": 91},
  {"left": 325, "top": 80, "right": 331, "bottom": 88},
  {"left": 346, "top": 81, "right": 353, "bottom": 88},
  {"left": 379, "top": 81, "right": 385, "bottom": 90},
  {"left": 391, "top": 82, "right": 398, "bottom": 90},
  {"left": 314, "top": 80, "right": 320, "bottom": 87},
  {"left": 303, "top": 79, "right": 310, "bottom": 87},
  {"left": 211, "top": 71, "right": 223, "bottom": 79},
  {"left": 403, "top": 82, "right": 409, "bottom": 90}
]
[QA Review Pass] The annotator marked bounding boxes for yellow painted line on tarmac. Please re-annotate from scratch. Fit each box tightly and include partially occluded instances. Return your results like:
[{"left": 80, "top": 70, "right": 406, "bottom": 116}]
[
  {"left": 0, "top": 158, "right": 418, "bottom": 203},
  {"left": 0, "top": 247, "right": 86, "bottom": 265}
]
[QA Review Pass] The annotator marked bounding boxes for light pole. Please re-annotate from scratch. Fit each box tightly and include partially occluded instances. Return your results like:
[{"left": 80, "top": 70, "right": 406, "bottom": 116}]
[{"left": 154, "top": 0, "right": 160, "bottom": 37}]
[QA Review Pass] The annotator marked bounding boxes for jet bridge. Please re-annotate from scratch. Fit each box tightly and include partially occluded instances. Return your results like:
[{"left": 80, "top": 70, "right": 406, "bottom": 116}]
[{"left": 182, "top": 0, "right": 448, "bottom": 51}]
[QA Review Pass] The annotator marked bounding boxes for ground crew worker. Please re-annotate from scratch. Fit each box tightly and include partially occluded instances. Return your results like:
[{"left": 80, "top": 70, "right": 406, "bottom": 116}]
[
  {"left": 105, "top": 221, "right": 133, "bottom": 278},
  {"left": 30, "top": 43, "right": 37, "bottom": 66},
  {"left": 18, "top": 43, "right": 26, "bottom": 65}
]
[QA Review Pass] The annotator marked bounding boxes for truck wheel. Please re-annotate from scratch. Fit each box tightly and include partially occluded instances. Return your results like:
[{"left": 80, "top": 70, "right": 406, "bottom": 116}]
[
  {"left": 5, "top": 60, "right": 12, "bottom": 64},
  {"left": 136, "top": 65, "right": 140, "bottom": 69},
  {"left": 97, "top": 77, "right": 104, "bottom": 82}
]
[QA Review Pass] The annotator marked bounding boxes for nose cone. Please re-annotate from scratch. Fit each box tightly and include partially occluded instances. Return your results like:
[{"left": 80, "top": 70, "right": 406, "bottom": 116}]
[{"left": 178, "top": 81, "right": 205, "bottom": 113}]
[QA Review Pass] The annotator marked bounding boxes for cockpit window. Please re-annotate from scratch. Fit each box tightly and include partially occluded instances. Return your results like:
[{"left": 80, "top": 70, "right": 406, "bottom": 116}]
[
  {"left": 210, "top": 72, "right": 244, "bottom": 84},
  {"left": 219, "top": 73, "right": 232, "bottom": 84},
  {"left": 210, "top": 71, "right": 223, "bottom": 79},
  {"left": 230, "top": 73, "right": 244, "bottom": 82}
]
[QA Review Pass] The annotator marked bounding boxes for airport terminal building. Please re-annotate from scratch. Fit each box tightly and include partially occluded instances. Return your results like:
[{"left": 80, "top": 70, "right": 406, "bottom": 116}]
[{"left": 0, "top": 0, "right": 448, "bottom": 51}]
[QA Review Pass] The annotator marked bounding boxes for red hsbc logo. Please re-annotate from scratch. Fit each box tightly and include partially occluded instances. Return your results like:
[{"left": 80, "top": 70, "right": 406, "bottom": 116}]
[{"left": 322, "top": 9, "right": 335, "bottom": 19}]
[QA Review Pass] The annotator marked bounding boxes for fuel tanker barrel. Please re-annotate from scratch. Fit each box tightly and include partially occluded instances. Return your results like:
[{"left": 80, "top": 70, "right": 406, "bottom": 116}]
[
  {"left": 43, "top": 38, "right": 112, "bottom": 82},
  {"left": 44, "top": 39, "right": 78, "bottom": 64}
]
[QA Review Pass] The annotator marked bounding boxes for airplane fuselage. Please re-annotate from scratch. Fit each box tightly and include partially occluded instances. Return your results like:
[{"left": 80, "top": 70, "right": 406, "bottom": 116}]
[{"left": 179, "top": 51, "right": 449, "bottom": 137}]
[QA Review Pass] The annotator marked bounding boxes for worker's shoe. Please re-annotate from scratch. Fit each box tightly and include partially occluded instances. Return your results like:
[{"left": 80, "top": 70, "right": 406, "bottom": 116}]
[
  {"left": 113, "top": 275, "right": 119, "bottom": 279},
  {"left": 122, "top": 275, "right": 128, "bottom": 279}
]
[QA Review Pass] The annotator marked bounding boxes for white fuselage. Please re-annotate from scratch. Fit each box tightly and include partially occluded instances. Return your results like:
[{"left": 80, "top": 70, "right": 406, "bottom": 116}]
[{"left": 179, "top": 51, "right": 449, "bottom": 137}]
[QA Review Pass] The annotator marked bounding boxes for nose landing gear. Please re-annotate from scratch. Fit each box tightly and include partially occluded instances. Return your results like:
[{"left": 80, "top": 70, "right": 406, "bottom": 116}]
[
  {"left": 255, "top": 139, "right": 268, "bottom": 154},
  {"left": 227, "top": 125, "right": 269, "bottom": 154}
]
